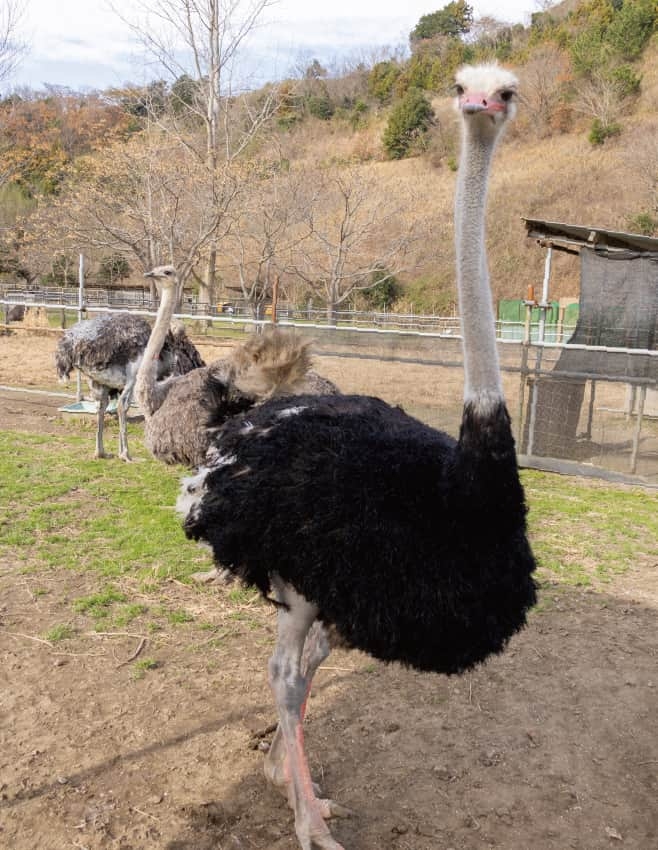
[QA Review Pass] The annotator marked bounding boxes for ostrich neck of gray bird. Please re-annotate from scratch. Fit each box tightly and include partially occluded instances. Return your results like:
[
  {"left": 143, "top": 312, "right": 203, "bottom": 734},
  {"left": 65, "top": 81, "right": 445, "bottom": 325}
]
[{"left": 455, "top": 100, "right": 508, "bottom": 413}]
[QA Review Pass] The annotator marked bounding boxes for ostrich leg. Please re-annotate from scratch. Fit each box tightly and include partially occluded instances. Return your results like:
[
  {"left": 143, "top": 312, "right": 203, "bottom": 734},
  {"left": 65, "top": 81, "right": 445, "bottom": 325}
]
[
  {"left": 117, "top": 380, "right": 135, "bottom": 462},
  {"left": 267, "top": 581, "right": 347, "bottom": 850},
  {"left": 266, "top": 620, "right": 350, "bottom": 815},
  {"left": 94, "top": 387, "right": 110, "bottom": 459}
]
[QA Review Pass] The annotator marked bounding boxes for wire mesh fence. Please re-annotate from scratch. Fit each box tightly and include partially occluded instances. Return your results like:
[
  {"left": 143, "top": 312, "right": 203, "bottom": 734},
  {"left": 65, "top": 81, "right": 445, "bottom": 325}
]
[{"left": 282, "top": 324, "right": 657, "bottom": 487}]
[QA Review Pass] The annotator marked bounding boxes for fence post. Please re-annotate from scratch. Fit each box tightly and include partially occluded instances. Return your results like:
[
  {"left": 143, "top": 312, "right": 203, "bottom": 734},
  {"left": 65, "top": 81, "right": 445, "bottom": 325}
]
[{"left": 76, "top": 254, "right": 85, "bottom": 402}]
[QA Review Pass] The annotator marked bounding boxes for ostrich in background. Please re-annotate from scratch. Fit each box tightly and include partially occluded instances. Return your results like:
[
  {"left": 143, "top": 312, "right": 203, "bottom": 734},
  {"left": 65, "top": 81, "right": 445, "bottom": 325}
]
[
  {"left": 178, "top": 64, "right": 537, "bottom": 850},
  {"left": 135, "top": 265, "right": 338, "bottom": 470},
  {"left": 55, "top": 311, "right": 204, "bottom": 461}
]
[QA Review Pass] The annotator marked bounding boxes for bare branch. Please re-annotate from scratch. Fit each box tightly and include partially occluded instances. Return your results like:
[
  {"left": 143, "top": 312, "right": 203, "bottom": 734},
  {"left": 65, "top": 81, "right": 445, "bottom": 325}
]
[{"left": 0, "top": 0, "right": 26, "bottom": 86}]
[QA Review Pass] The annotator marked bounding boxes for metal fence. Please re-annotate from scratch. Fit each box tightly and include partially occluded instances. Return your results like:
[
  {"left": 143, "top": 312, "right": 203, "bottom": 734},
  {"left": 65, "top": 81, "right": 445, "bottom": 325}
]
[
  {"left": 1, "top": 287, "right": 655, "bottom": 487},
  {"left": 0, "top": 283, "right": 466, "bottom": 333}
]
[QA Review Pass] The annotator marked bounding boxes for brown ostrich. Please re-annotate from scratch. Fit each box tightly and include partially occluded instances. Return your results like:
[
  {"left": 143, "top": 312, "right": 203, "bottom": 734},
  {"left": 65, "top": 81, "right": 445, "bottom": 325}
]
[{"left": 134, "top": 265, "right": 338, "bottom": 470}]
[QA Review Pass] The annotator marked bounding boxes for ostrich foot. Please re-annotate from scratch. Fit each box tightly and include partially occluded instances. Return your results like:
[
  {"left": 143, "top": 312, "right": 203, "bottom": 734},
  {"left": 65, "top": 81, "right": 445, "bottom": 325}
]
[
  {"left": 191, "top": 568, "right": 220, "bottom": 584},
  {"left": 294, "top": 806, "right": 348, "bottom": 850},
  {"left": 190, "top": 567, "right": 236, "bottom": 585},
  {"left": 264, "top": 728, "right": 353, "bottom": 821},
  {"left": 94, "top": 451, "right": 112, "bottom": 459}
]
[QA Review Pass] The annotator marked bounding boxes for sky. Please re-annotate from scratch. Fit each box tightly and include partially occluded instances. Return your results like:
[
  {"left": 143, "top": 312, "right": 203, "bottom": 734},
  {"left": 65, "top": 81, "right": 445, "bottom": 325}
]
[{"left": 10, "top": 0, "right": 538, "bottom": 93}]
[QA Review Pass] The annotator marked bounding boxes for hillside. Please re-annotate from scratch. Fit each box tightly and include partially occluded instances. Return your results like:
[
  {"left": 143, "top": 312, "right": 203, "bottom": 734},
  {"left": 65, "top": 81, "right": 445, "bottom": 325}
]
[
  {"left": 271, "top": 31, "right": 658, "bottom": 305},
  {"left": 1, "top": 0, "right": 657, "bottom": 312}
]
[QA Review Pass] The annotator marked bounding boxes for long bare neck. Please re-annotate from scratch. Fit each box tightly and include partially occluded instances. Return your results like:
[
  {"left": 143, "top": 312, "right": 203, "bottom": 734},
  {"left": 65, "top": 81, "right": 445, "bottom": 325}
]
[
  {"left": 135, "top": 285, "right": 177, "bottom": 417},
  {"left": 455, "top": 123, "right": 503, "bottom": 412}
]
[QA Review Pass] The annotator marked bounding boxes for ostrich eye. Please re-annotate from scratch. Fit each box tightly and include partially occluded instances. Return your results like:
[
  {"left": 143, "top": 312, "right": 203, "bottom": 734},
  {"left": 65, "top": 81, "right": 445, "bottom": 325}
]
[
  {"left": 453, "top": 83, "right": 465, "bottom": 96},
  {"left": 500, "top": 89, "right": 516, "bottom": 102}
]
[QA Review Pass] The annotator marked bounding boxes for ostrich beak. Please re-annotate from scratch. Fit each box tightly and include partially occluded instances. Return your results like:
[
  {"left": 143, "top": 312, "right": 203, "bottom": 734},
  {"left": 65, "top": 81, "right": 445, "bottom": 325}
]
[{"left": 460, "top": 93, "right": 506, "bottom": 115}]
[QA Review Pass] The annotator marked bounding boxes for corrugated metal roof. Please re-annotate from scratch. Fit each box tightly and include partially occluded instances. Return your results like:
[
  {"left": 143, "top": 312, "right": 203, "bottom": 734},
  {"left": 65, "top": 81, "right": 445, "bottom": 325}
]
[{"left": 523, "top": 218, "right": 658, "bottom": 253}]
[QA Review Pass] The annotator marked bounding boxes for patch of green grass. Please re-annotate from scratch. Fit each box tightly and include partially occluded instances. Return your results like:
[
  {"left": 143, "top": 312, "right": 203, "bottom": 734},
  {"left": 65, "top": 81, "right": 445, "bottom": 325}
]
[
  {"left": 1, "top": 428, "right": 656, "bottom": 652},
  {"left": 73, "top": 586, "right": 126, "bottom": 618},
  {"left": 44, "top": 623, "right": 75, "bottom": 642},
  {"left": 227, "top": 586, "right": 260, "bottom": 605},
  {"left": 166, "top": 608, "right": 194, "bottom": 625},
  {"left": 114, "top": 603, "right": 148, "bottom": 627},
  {"left": 132, "top": 657, "right": 159, "bottom": 679},
  {"left": 227, "top": 610, "right": 263, "bottom": 630},
  {"left": 522, "top": 470, "right": 658, "bottom": 587},
  {"left": 0, "top": 430, "right": 210, "bottom": 582}
]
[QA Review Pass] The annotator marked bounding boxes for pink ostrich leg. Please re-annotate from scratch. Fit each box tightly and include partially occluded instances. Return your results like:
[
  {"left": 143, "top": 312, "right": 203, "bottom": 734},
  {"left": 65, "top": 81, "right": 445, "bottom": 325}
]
[{"left": 266, "top": 582, "right": 350, "bottom": 850}]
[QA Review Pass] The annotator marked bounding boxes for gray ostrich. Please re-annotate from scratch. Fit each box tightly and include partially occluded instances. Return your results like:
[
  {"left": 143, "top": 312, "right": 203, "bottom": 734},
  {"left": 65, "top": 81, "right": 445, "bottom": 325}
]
[
  {"left": 6, "top": 304, "right": 25, "bottom": 322},
  {"left": 55, "top": 311, "right": 204, "bottom": 460},
  {"left": 135, "top": 265, "right": 338, "bottom": 470},
  {"left": 178, "top": 64, "right": 537, "bottom": 850}
]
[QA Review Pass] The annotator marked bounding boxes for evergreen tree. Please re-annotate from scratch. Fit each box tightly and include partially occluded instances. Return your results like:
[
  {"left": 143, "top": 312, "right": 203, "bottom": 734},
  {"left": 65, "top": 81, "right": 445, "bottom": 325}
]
[
  {"left": 382, "top": 89, "right": 434, "bottom": 159},
  {"left": 411, "top": 2, "right": 474, "bottom": 43}
]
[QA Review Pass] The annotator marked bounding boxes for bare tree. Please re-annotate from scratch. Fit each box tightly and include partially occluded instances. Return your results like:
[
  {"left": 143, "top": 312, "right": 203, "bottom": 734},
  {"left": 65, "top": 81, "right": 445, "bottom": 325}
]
[
  {"left": 0, "top": 0, "right": 25, "bottom": 86},
  {"left": 219, "top": 159, "right": 313, "bottom": 317},
  {"left": 0, "top": 1, "right": 26, "bottom": 191},
  {"left": 521, "top": 45, "right": 570, "bottom": 137},
  {"left": 24, "top": 124, "right": 238, "bottom": 304},
  {"left": 287, "top": 165, "right": 422, "bottom": 324},
  {"left": 572, "top": 69, "right": 636, "bottom": 129},
  {"left": 114, "top": 0, "right": 279, "bottom": 309}
]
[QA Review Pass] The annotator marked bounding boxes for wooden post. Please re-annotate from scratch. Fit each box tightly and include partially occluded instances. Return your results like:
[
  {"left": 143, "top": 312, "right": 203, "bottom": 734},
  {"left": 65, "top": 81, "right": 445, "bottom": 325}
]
[{"left": 272, "top": 274, "right": 279, "bottom": 324}]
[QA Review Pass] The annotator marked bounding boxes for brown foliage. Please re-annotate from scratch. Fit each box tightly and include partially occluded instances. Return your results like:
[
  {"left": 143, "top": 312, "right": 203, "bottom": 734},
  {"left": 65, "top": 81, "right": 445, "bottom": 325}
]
[{"left": 0, "top": 92, "right": 132, "bottom": 193}]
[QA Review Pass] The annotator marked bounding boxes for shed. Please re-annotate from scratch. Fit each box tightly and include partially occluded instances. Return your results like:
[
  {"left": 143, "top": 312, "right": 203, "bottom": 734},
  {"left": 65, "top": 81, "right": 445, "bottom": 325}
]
[{"left": 520, "top": 218, "right": 658, "bottom": 476}]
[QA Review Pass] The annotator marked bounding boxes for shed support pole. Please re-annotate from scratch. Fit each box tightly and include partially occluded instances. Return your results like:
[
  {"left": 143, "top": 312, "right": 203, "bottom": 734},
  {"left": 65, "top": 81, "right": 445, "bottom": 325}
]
[
  {"left": 527, "top": 244, "right": 553, "bottom": 457},
  {"left": 630, "top": 386, "right": 646, "bottom": 475},
  {"left": 585, "top": 380, "right": 596, "bottom": 440}
]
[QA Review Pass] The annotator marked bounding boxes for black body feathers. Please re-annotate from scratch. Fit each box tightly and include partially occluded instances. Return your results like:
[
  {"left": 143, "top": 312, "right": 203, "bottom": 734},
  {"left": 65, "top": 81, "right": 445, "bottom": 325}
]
[{"left": 183, "top": 394, "right": 537, "bottom": 675}]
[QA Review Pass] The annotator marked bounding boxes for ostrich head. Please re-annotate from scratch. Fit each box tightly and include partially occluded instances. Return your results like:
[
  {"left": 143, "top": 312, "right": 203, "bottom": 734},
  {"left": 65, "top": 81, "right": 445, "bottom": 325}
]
[
  {"left": 454, "top": 63, "right": 518, "bottom": 138},
  {"left": 144, "top": 264, "right": 178, "bottom": 293}
]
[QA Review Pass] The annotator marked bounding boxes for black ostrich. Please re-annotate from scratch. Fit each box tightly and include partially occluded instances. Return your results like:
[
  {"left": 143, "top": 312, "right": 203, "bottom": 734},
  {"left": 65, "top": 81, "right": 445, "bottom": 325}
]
[
  {"left": 178, "top": 63, "right": 537, "bottom": 850},
  {"left": 55, "top": 311, "right": 204, "bottom": 460}
]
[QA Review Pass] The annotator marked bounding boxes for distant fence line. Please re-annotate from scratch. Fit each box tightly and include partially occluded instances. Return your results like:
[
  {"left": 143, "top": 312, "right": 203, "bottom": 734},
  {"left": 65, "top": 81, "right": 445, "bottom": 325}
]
[
  {"left": 1, "top": 287, "right": 655, "bottom": 486},
  {"left": 1, "top": 285, "right": 578, "bottom": 341}
]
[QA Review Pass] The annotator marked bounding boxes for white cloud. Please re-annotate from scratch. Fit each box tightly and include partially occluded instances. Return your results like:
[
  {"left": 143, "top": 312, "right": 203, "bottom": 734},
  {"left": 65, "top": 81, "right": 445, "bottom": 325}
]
[{"left": 9, "top": 0, "right": 536, "bottom": 91}]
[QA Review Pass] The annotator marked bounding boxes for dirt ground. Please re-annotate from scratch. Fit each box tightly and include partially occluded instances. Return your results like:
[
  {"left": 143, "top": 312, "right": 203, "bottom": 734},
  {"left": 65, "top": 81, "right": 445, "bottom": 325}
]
[{"left": 1, "top": 329, "right": 657, "bottom": 850}]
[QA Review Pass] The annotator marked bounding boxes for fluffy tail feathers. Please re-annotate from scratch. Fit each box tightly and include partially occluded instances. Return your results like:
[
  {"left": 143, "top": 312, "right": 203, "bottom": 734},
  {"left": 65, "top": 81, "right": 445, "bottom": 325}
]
[
  {"left": 166, "top": 321, "right": 206, "bottom": 374},
  {"left": 54, "top": 336, "right": 75, "bottom": 381},
  {"left": 229, "top": 332, "right": 316, "bottom": 400}
]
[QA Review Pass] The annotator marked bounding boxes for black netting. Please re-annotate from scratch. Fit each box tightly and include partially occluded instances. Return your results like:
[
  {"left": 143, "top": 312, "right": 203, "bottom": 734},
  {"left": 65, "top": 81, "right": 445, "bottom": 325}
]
[{"left": 522, "top": 247, "right": 657, "bottom": 461}]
